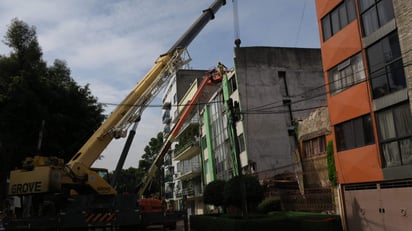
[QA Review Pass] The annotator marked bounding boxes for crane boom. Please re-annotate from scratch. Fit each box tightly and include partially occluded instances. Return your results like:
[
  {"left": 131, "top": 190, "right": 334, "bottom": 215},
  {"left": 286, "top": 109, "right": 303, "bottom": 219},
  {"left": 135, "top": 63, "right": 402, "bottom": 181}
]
[
  {"left": 8, "top": 0, "right": 226, "bottom": 197},
  {"left": 5, "top": 1, "right": 227, "bottom": 230},
  {"left": 138, "top": 69, "right": 224, "bottom": 197},
  {"left": 65, "top": 0, "right": 226, "bottom": 191}
]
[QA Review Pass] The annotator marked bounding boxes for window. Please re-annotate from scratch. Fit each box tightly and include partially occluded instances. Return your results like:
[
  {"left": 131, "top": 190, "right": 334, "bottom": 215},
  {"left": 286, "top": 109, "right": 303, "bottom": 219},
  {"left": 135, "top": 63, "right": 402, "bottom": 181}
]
[
  {"left": 303, "top": 136, "right": 326, "bottom": 158},
  {"left": 335, "top": 114, "right": 375, "bottom": 151},
  {"left": 238, "top": 134, "right": 245, "bottom": 153},
  {"left": 321, "top": 0, "right": 357, "bottom": 41},
  {"left": 201, "top": 135, "right": 207, "bottom": 149},
  {"left": 366, "top": 32, "right": 406, "bottom": 99},
  {"left": 376, "top": 103, "right": 412, "bottom": 167},
  {"left": 328, "top": 53, "right": 365, "bottom": 94},
  {"left": 229, "top": 76, "right": 237, "bottom": 94},
  {"left": 173, "top": 93, "right": 177, "bottom": 105},
  {"left": 359, "top": 0, "right": 394, "bottom": 36}
]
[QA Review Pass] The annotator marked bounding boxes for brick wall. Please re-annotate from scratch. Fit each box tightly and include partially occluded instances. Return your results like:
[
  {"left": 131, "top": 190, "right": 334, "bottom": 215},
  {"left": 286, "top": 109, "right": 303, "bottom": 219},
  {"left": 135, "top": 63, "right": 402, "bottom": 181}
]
[{"left": 393, "top": 0, "right": 412, "bottom": 113}]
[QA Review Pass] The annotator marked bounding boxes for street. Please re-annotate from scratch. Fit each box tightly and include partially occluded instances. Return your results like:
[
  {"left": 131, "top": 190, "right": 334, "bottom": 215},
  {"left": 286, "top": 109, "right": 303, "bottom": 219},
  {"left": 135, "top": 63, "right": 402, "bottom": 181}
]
[{"left": 145, "top": 220, "right": 187, "bottom": 231}]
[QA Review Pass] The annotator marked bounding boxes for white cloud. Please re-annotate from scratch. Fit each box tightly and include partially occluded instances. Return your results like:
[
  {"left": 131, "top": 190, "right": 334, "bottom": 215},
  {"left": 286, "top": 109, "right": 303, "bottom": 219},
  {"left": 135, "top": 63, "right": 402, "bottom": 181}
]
[{"left": 0, "top": 0, "right": 321, "bottom": 171}]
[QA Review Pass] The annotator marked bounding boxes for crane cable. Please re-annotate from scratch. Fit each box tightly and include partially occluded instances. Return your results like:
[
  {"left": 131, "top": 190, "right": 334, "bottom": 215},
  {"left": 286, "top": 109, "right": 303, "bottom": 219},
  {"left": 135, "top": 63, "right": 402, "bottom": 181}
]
[{"left": 232, "top": 0, "right": 241, "bottom": 47}]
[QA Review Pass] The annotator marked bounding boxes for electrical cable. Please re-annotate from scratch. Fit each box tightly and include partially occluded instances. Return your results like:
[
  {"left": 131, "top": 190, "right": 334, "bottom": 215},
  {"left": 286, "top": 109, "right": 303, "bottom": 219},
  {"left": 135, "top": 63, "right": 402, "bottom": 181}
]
[{"left": 100, "top": 49, "right": 412, "bottom": 116}]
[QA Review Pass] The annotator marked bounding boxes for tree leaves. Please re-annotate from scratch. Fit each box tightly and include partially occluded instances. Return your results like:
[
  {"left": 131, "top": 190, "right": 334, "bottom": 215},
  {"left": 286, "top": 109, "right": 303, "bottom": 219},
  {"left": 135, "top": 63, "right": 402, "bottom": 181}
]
[{"left": 0, "top": 19, "right": 105, "bottom": 198}]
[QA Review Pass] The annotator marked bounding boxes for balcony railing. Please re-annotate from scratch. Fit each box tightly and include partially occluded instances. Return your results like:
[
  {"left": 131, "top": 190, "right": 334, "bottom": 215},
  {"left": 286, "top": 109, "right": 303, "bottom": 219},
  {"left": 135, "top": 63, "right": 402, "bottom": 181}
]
[
  {"left": 162, "top": 110, "right": 171, "bottom": 124},
  {"left": 174, "top": 141, "right": 200, "bottom": 160}
]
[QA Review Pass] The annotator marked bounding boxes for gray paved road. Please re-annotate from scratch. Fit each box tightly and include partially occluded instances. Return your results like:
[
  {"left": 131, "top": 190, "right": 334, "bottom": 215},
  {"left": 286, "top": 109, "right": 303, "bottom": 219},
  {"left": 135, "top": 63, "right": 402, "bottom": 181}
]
[{"left": 145, "top": 220, "right": 187, "bottom": 231}]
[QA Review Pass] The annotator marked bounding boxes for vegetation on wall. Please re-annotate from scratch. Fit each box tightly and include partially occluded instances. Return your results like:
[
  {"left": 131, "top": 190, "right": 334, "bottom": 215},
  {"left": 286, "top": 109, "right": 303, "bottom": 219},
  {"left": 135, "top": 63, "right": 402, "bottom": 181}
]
[{"left": 326, "top": 141, "right": 337, "bottom": 186}]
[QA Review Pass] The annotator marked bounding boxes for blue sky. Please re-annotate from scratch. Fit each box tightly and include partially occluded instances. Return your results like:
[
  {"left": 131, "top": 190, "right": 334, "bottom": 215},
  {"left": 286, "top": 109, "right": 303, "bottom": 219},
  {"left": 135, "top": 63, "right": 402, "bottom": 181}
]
[{"left": 0, "top": 0, "right": 321, "bottom": 171}]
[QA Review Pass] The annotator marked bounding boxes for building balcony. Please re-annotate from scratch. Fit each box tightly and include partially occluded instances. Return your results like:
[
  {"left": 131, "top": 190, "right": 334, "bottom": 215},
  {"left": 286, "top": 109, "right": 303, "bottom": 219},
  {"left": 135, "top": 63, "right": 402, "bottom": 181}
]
[
  {"left": 176, "top": 165, "right": 201, "bottom": 181},
  {"left": 174, "top": 141, "right": 200, "bottom": 160},
  {"left": 163, "top": 125, "right": 171, "bottom": 135},
  {"left": 176, "top": 156, "right": 201, "bottom": 180},
  {"left": 164, "top": 175, "right": 174, "bottom": 182},
  {"left": 162, "top": 110, "right": 171, "bottom": 124},
  {"left": 175, "top": 181, "right": 202, "bottom": 198},
  {"left": 183, "top": 183, "right": 203, "bottom": 198}
]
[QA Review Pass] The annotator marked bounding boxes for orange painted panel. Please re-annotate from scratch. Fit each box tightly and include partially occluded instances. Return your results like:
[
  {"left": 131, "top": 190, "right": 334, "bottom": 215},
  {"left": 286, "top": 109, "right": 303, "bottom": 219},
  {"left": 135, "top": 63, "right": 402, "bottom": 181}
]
[
  {"left": 328, "top": 82, "right": 371, "bottom": 125},
  {"left": 321, "top": 21, "right": 362, "bottom": 71},
  {"left": 334, "top": 144, "right": 383, "bottom": 184},
  {"left": 315, "top": 0, "right": 342, "bottom": 19}
]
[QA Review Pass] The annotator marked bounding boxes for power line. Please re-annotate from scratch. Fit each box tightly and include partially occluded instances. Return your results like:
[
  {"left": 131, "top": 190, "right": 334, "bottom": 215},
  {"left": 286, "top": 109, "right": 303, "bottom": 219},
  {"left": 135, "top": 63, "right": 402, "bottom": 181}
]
[
  {"left": 246, "top": 48, "right": 412, "bottom": 113},
  {"left": 243, "top": 60, "right": 412, "bottom": 114},
  {"left": 100, "top": 49, "right": 412, "bottom": 116},
  {"left": 294, "top": 0, "right": 307, "bottom": 47}
]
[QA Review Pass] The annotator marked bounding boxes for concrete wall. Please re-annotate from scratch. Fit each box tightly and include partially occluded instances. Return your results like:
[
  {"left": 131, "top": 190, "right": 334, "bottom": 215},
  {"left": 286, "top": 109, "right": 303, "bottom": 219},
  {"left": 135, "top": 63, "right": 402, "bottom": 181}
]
[
  {"left": 234, "top": 47, "right": 326, "bottom": 176},
  {"left": 175, "top": 69, "right": 207, "bottom": 103}
]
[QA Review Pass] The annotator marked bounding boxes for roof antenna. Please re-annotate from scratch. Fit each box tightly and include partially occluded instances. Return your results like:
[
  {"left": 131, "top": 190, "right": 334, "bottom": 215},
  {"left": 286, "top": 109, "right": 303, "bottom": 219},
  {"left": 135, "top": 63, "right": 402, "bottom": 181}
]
[{"left": 232, "top": 0, "right": 241, "bottom": 48}]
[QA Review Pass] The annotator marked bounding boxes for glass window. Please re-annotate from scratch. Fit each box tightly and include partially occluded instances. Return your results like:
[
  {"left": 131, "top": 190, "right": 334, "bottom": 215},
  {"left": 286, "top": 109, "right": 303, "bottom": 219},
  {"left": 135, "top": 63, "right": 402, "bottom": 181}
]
[
  {"left": 381, "top": 141, "right": 401, "bottom": 167},
  {"left": 361, "top": 9, "right": 379, "bottom": 36},
  {"left": 338, "top": 4, "right": 349, "bottom": 28},
  {"left": 367, "top": 32, "right": 406, "bottom": 99},
  {"left": 328, "top": 53, "right": 365, "bottom": 94},
  {"left": 346, "top": 0, "right": 357, "bottom": 21},
  {"left": 322, "top": 15, "right": 332, "bottom": 41},
  {"left": 335, "top": 114, "right": 375, "bottom": 152},
  {"left": 208, "top": 92, "right": 232, "bottom": 180},
  {"left": 238, "top": 134, "right": 245, "bottom": 153},
  {"left": 359, "top": 0, "right": 395, "bottom": 36},
  {"left": 321, "top": 0, "right": 356, "bottom": 41},
  {"left": 331, "top": 9, "right": 341, "bottom": 35},
  {"left": 400, "top": 138, "right": 412, "bottom": 165},
  {"left": 358, "top": 0, "right": 375, "bottom": 12},
  {"left": 376, "top": 103, "right": 412, "bottom": 167},
  {"left": 303, "top": 136, "right": 326, "bottom": 158},
  {"left": 377, "top": 0, "right": 394, "bottom": 26},
  {"left": 229, "top": 76, "right": 237, "bottom": 93}
]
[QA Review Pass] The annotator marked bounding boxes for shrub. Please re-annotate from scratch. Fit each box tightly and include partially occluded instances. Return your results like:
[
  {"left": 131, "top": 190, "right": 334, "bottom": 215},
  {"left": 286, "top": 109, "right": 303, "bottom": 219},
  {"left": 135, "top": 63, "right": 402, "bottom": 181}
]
[
  {"left": 257, "top": 197, "right": 282, "bottom": 214},
  {"left": 224, "top": 175, "right": 263, "bottom": 211},
  {"left": 203, "top": 180, "right": 226, "bottom": 209}
]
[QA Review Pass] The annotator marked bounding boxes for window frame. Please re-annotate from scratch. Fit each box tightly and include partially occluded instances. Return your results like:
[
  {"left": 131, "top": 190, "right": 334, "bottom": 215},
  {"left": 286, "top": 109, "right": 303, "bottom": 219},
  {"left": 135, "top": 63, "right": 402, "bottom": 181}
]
[
  {"left": 335, "top": 114, "right": 375, "bottom": 152},
  {"left": 376, "top": 103, "right": 412, "bottom": 168},
  {"left": 358, "top": 0, "right": 395, "bottom": 36},
  {"left": 328, "top": 53, "right": 366, "bottom": 95},
  {"left": 321, "top": 0, "right": 357, "bottom": 41},
  {"left": 366, "top": 31, "right": 406, "bottom": 99},
  {"left": 303, "top": 135, "right": 327, "bottom": 158}
]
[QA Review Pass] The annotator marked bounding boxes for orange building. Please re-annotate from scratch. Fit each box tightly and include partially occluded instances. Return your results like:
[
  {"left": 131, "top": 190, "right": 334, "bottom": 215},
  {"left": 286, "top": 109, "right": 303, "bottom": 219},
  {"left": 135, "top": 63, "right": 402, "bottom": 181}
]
[{"left": 315, "top": 0, "right": 412, "bottom": 230}]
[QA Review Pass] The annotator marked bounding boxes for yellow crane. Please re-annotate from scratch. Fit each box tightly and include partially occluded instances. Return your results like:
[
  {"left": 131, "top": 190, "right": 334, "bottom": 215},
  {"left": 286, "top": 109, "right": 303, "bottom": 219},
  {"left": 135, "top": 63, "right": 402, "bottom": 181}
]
[{"left": 5, "top": 1, "right": 226, "bottom": 230}]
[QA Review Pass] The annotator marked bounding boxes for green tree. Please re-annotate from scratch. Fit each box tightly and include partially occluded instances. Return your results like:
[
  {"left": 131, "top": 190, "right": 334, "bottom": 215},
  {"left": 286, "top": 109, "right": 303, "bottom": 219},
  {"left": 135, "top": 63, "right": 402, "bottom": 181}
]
[
  {"left": 137, "top": 132, "right": 164, "bottom": 197},
  {"left": 203, "top": 180, "right": 226, "bottom": 213},
  {"left": 223, "top": 175, "right": 264, "bottom": 212},
  {"left": 111, "top": 167, "right": 141, "bottom": 194},
  {"left": 0, "top": 19, "right": 105, "bottom": 200}
]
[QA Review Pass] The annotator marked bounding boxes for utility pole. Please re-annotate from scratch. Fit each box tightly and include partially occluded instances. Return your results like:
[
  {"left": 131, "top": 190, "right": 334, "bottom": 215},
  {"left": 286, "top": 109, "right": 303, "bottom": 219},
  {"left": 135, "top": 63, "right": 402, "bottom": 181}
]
[{"left": 227, "top": 98, "right": 248, "bottom": 217}]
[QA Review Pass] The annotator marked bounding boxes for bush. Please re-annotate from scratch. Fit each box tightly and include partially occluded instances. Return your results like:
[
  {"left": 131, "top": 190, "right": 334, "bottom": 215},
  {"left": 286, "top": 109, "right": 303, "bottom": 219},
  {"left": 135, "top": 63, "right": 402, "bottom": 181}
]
[
  {"left": 203, "top": 180, "right": 226, "bottom": 208},
  {"left": 257, "top": 197, "right": 282, "bottom": 214},
  {"left": 223, "top": 175, "right": 263, "bottom": 211}
]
